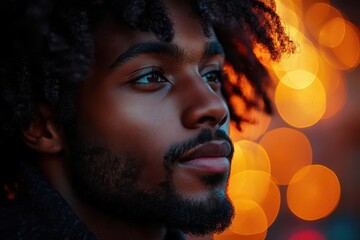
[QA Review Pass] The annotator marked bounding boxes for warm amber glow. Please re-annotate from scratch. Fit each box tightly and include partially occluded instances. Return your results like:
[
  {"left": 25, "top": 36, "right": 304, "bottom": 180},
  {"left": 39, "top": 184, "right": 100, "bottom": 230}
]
[
  {"left": 230, "top": 141, "right": 271, "bottom": 176},
  {"left": 321, "top": 21, "right": 360, "bottom": 70},
  {"left": 220, "top": 0, "right": 352, "bottom": 234},
  {"left": 214, "top": 231, "right": 267, "bottom": 240},
  {"left": 320, "top": 67, "right": 347, "bottom": 119},
  {"left": 275, "top": 79, "right": 326, "bottom": 128},
  {"left": 229, "top": 200, "right": 268, "bottom": 235},
  {"left": 305, "top": 3, "right": 343, "bottom": 41},
  {"left": 227, "top": 171, "right": 281, "bottom": 228},
  {"left": 319, "top": 17, "right": 346, "bottom": 48},
  {"left": 228, "top": 171, "right": 271, "bottom": 203},
  {"left": 276, "top": 0, "right": 300, "bottom": 29},
  {"left": 256, "top": 176, "right": 281, "bottom": 227},
  {"left": 259, "top": 128, "right": 312, "bottom": 185},
  {"left": 273, "top": 42, "right": 320, "bottom": 79},
  {"left": 280, "top": 70, "right": 317, "bottom": 89},
  {"left": 287, "top": 165, "right": 341, "bottom": 221},
  {"left": 230, "top": 110, "right": 272, "bottom": 141}
]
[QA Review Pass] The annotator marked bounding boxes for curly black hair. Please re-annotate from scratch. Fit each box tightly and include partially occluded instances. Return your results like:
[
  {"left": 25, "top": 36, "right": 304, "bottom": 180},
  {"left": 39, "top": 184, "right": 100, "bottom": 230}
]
[{"left": 0, "top": 0, "right": 294, "bottom": 203}]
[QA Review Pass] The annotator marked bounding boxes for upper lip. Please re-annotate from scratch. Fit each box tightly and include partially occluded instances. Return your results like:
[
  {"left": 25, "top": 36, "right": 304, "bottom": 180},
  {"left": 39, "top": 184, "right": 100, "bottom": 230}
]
[{"left": 179, "top": 140, "right": 232, "bottom": 163}]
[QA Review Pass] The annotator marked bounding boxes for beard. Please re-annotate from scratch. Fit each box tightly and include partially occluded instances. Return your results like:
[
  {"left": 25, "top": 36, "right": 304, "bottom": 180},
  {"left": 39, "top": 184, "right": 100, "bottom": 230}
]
[{"left": 66, "top": 128, "right": 234, "bottom": 235}]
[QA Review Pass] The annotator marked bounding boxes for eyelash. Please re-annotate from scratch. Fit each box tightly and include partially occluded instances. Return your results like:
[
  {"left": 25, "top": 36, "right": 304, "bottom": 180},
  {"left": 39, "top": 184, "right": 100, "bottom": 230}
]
[
  {"left": 129, "top": 67, "right": 225, "bottom": 90},
  {"left": 202, "top": 70, "right": 224, "bottom": 83},
  {"left": 131, "top": 67, "right": 167, "bottom": 85}
]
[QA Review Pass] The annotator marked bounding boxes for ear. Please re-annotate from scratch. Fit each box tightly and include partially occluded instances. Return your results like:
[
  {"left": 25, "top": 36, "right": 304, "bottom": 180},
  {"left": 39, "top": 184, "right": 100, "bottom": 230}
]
[{"left": 22, "top": 106, "right": 64, "bottom": 154}]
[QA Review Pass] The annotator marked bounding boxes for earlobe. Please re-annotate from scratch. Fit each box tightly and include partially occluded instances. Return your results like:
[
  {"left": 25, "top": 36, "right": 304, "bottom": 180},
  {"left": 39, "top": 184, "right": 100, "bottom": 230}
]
[{"left": 22, "top": 107, "right": 64, "bottom": 154}]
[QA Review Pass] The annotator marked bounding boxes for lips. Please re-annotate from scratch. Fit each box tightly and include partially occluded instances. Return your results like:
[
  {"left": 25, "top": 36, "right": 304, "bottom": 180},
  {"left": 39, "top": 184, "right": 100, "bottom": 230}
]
[{"left": 178, "top": 140, "right": 232, "bottom": 173}]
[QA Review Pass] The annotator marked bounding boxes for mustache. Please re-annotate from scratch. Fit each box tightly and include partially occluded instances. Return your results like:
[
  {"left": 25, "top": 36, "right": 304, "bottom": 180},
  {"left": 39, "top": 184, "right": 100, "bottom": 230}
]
[{"left": 163, "top": 129, "right": 234, "bottom": 167}]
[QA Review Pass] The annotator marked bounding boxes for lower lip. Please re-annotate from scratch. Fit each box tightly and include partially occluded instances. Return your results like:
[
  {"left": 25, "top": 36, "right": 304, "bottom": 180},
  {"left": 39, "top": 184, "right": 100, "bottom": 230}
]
[{"left": 179, "top": 157, "right": 230, "bottom": 174}]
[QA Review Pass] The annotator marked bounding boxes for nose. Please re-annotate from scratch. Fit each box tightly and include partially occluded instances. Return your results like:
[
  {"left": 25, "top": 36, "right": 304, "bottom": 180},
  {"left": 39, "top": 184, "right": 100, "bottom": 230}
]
[{"left": 181, "top": 79, "right": 229, "bottom": 129}]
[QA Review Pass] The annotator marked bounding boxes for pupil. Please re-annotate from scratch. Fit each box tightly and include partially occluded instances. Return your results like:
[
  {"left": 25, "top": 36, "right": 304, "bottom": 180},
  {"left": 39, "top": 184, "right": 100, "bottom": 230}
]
[{"left": 148, "top": 73, "right": 158, "bottom": 82}]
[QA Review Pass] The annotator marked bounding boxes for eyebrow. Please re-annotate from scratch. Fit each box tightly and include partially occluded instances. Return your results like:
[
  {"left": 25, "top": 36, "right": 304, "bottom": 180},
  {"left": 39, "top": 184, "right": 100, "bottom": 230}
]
[{"left": 109, "top": 40, "right": 225, "bottom": 69}]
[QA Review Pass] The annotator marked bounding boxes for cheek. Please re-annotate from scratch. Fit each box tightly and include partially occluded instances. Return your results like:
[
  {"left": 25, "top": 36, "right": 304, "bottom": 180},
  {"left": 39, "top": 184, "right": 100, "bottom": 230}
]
[
  {"left": 79, "top": 90, "right": 181, "bottom": 189},
  {"left": 113, "top": 98, "right": 180, "bottom": 189}
]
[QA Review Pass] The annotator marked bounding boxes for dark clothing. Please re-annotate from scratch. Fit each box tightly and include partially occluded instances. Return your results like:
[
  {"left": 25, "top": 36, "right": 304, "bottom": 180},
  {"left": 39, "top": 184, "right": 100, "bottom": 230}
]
[{"left": 0, "top": 163, "right": 185, "bottom": 240}]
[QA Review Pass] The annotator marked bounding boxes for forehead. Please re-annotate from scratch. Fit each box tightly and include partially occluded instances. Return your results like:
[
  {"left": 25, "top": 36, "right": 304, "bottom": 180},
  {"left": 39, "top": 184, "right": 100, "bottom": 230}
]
[{"left": 91, "top": 1, "right": 217, "bottom": 68}]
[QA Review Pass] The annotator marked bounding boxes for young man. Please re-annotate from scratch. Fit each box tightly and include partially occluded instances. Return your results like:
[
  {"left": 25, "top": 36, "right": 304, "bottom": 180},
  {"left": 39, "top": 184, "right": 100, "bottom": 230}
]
[{"left": 0, "top": 0, "right": 293, "bottom": 239}]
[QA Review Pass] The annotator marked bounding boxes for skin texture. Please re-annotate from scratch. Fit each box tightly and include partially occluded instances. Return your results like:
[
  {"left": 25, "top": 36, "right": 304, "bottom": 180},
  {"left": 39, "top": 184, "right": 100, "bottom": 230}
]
[
  {"left": 80, "top": 6, "right": 229, "bottom": 196},
  {"left": 33, "top": 1, "right": 234, "bottom": 239}
]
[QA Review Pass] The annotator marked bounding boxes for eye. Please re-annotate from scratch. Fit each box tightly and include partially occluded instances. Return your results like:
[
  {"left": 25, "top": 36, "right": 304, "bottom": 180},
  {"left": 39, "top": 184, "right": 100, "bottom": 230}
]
[
  {"left": 133, "top": 70, "right": 167, "bottom": 84},
  {"left": 129, "top": 67, "right": 169, "bottom": 91},
  {"left": 201, "top": 70, "right": 224, "bottom": 90}
]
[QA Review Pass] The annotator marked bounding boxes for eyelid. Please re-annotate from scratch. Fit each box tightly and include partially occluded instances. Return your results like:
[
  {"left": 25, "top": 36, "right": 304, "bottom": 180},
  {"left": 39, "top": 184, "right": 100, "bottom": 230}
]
[
  {"left": 201, "top": 63, "right": 224, "bottom": 74},
  {"left": 128, "top": 66, "right": 165, "bottom": 79},
  {"left": 201, "top": 65, "right": 225, "bottom": 79}
]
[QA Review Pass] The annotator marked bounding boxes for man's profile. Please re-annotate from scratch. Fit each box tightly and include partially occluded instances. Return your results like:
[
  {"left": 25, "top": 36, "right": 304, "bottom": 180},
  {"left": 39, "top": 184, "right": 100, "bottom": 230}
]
[{"left": 0, "top": 0, "right": 293, "bottom": 239}]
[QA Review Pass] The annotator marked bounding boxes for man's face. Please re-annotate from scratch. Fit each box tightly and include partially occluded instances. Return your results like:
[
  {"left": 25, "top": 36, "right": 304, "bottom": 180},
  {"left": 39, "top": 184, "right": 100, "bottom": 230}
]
[{"left": 69, "top": 0, "right": 234, "bottom": 234}]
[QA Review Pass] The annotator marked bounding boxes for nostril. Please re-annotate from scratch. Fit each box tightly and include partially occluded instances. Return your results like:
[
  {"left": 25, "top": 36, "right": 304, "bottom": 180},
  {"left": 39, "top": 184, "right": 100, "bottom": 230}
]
[
  {"left": 197, "top": 116, "right": 216, "bottom": 125},
  {"left": 197, "top": 114, "right": 228, "bottom": 127}
]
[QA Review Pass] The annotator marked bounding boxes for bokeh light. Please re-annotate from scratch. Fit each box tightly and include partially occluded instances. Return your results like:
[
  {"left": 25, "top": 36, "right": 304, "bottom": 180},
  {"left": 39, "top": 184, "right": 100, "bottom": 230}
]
[
  {"left": 320, "top": 20, "right": 360, "bottom": 70},
  {"left": 228, "top": 171, "right": 272, "bottom": 203},
  {"left": 275, "top": 79, "right": 326, "bottom": 128},
  {"left": 287, "top": 165, "right": 341, "bottom": 221},
  {"left": 289, "top": 229, "right": 326, "bottom": 240},
  {"left": 227, "top": 171, "right": 281, "bottom": 228},
  {"left": 223, "top": 0, "right": 358, "bottom": 238},
  {"left": 280, "top": 70, "right": 317, "bottom": 89},
  {"left": 229, "top": 199, "right": 268, "bottom": 235},
  {"left": 318, "top": 17, "right": 346, "bottom": 48},
  {"left": 276, "top": 0, "right": 301, "bottom": 29},
  {"left": 272, "top": 34, "right": 320, "bottom": 77},
  {"left": 259, "top": 128, "right": 312, "bottom": 185},
  {"left": 230, "top": 141, "right": 270, "bottom": 175},
  {"left": 320, "top": 66, "right": 347, "bottom": 119},
  {"left": 305, "top": 3, "right": 343, "bottom": 41},
  {"left": 214, "top": 231, "right": 267, "bottom": 240},
  {"left": 230, "top": 111, "right": 272, "bottom": 141}
]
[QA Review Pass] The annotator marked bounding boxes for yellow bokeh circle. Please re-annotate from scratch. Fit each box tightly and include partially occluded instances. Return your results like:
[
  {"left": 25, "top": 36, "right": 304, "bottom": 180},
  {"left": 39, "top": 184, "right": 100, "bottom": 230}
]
[
  {"left": 275, "top": 78, "right": 326, "bottom": 128},
  {"left": 230, "top": 141, "right": 271, "bottom": 176},
  {"left": 229, "top": 199, "right": 268, "bottom": 235}
]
